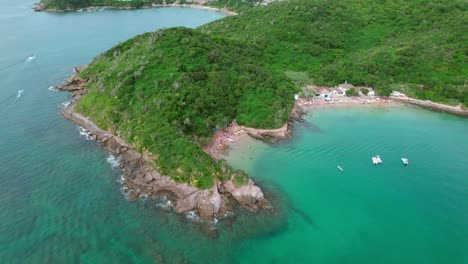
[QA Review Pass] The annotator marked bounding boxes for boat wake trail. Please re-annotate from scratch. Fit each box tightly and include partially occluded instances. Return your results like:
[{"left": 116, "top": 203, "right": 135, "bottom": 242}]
[
  {"left": 0, "top": 54, "right": 37, "bottom": 72},
  {"left": 0, "top": 90, "right": 25, "bottom": 115},
  {"left": 15, "top": 89, "right": 24, "bottom": 99},
  {"left": 26, "top": 55, "right": 36, "bottom": 61}
]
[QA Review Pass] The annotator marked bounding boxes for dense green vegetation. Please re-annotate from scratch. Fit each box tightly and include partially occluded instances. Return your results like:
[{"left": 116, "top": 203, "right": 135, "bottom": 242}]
[
  {"left": 73, "top": 0, "right": 466, "bottom": 189},
  {"left": 202, "top": 0, "right": 467, "bottom": 104},
  {"left": 78, "top": 28, "right": 296, "bottom": 188}
]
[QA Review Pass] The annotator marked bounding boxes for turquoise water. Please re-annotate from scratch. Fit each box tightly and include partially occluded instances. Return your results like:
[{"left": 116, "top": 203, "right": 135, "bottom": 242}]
[
  {"left": 225, "top": 106, "right": 468, "bottom": 263},
  {"left": 1, "top": 1, "right": 468, "bottom": 263}
]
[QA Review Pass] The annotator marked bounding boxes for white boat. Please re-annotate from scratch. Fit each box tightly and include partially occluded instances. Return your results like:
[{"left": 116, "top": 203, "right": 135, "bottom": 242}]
[
  {"left": 401, "top": 158, "right": 409, "bottom": 165},
  {"left": 376, "top": 155, "right": 382, "bottom": 163},
  {"left": 372, "top": 155, "right": 383, "bottom": 165},
  {"left": 337, "top": 166, "right": 344, "bottom": 171},
  {"left": 16, "top": 89, "right": 24, "bottom": 98}
]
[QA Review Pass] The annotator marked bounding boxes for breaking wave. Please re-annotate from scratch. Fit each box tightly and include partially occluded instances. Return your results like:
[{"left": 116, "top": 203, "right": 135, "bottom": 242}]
[
  {"left": 58, "top": 101, "right": 71, "bottom": 109},
  {"left": 155, "top": 196, "right": 174, "bottom": 211},
  {"left": 184, "top": 211, "right": 202, "bottom": 223},
  {"left": 78, "top": 126, "right": 92, "bottom": 140},
  {"left": 106, "top": 154, "right": 120, "bottom": 168}
]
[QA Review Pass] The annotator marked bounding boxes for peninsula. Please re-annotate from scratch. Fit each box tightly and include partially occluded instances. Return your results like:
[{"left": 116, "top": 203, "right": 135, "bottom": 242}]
[{"left": 54, "top": 0, "right": 466, "bottom": 220}]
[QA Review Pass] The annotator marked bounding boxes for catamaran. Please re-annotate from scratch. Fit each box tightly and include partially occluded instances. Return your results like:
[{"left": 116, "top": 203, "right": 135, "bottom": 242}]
[{"left": 372, "top": 155, "right": 383, "bottom": 165}]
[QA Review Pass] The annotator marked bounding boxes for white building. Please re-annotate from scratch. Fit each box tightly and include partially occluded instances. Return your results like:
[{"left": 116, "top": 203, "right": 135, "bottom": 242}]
[
  {"left": 330, "top": 88, "right": 345, "bottom": 97},
  {"left": 338, "top": 82, "right": 355, "bottom": 93},
  {"left": 390, "top": 91, "right": 406, "bottom": 97},
  {"left": 317, "top": 88, "right": 331, "bottom": 99}
]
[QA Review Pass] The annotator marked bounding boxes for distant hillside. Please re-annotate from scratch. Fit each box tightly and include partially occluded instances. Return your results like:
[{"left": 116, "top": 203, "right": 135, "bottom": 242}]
[
  {"left": 202, "top": 0, "right": 467, "bottom": 105},
  {"left": 38, "top": 0, "right": 260, "bottom": 11}
]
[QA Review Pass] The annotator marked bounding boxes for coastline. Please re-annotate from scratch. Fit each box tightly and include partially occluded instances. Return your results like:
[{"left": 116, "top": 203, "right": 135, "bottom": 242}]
[
  {"left": 33, "top": 2, "right": 237, "bottom": 16},
  {"left": 391, "top": 96, "right": 468, "bottom": 117},
  {"left": 56, "top": 74, "right": 270, "bottom": 222},
  {"left": 204, "top": 104, "right": 304, "bottom": 159},
  {"left": 203, "top": 94, "right": 467, "bottom": 162}
]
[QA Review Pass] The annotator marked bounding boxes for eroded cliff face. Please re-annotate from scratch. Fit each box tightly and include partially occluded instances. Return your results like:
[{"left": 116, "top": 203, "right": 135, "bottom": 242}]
[{"left": 57, "top": 76, "right": 271, "bottom": 220}]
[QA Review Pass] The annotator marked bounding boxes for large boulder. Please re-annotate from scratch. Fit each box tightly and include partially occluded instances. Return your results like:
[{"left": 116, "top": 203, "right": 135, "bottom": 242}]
[{"left": 223, "top": 178, "right": 265, "bottom": 211}]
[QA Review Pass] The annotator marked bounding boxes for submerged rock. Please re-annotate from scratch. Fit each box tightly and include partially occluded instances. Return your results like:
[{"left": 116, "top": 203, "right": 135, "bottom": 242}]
[{"left": 127, "top": 190, "right": 140, "bottom": 201}]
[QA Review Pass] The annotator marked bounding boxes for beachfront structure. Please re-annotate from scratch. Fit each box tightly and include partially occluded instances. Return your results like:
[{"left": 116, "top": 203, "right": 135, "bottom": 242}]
[
  {"left": 355, "top": 86, "right": 375, "bottom": 96},
  {"left": 338, "top": 82, "right": 354, "bottom": 93},
  {"left": 330, "top": 88, "right": 345, "bottom": 97},
  {"left": 390, "top": 91, "right": 406, "bottom": 97},
  {"left": 316, "top": 87, "right": 331, "bottom": 99},
  {"left": 303, "top": 85, "right": 331, "bottom": 99}
]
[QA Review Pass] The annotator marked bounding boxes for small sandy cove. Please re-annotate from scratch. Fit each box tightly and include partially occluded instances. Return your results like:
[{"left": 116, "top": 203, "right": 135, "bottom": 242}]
[{"left": 204, "top": 121, "right": 289, "bottom": 159}]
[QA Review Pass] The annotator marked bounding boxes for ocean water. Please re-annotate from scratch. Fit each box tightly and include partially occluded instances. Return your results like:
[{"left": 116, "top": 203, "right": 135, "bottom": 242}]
[
  {"left": 225, "top": 106, "right": 468, "bottom": 263},
  {"left": 1, "top": 1, "right": 467, "bottom": 263}
]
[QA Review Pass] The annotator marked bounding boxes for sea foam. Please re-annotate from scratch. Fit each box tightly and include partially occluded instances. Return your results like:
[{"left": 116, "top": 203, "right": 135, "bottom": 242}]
[
  {"left": 185, "top": 211, "right": 202, "bottom": 223},
  {"left": 106, "top": 154, "right": 120, "bottom": 168},
  {"left": 59, "top": 101, "right": 71, "bottom": 109},
  {"left": 78, "top": 126, "right": 92, "bottom": 140},
  {"left": 155, "top": 196, "right": 174, "bottom": 211}
]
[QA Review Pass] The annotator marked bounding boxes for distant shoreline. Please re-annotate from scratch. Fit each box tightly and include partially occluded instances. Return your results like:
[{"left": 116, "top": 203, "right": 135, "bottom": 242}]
[
  {"left": 297, "top": 96, "right": 395, "bottom": 109},
  {"left": 218, "top": 95, "right": 467, "bottom": 162},
  {"left": 391, "top": 97, "right": 468, "bottom": 117},
  {"left": 33, "top": 2, "right": 237, "bottom": 16},
  {"left": 295, "top": 96, "right": 467, "bottom": 117}
]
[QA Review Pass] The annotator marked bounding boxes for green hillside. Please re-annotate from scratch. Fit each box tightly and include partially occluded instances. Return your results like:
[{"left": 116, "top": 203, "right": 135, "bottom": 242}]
[
  {"left": 78, "top": 27, "right": 296, "bottom": 188},
  {"left": 202, "top": 0, "right": 467, "bottom": 104},
  {"left": 75, "top": 0, "right": 466, "bottom": 189}
]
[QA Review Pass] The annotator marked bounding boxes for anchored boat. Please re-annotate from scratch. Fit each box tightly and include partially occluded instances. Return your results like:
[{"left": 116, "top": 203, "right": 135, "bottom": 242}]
[
  {"left": 372, "top": 155, "right": 383, "bottom": 165},
  {"left": 337, "top": 165, "right": 344, "bottom": 171},
  {"left": 401, "top": 158, "right": 409, "bottom": 165}
]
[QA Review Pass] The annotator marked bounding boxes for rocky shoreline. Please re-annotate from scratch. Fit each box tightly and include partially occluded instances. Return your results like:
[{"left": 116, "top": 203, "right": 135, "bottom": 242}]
[
  {"left": 55, "top": 74, "right": 301, "bottom": 221},
  {"left": 391, "top": 96, "right": 468, "bottom": 117}
]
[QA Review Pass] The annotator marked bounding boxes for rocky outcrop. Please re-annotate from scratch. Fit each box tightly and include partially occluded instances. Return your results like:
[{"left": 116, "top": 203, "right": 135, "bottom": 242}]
[
  {"left": 244, "top": 104, "right": 305, "bottom": 143},
  {"left": 33, "top": 3, "right": 44, "bottom": 12},
  {"left": 223, "top": 178, "right": 271, "bottom": 211},
  {"left": 392, "top": 97, "right": 468, "bottom": 117},
  {"left": 57, "top": 74, "right": 270, "bottom": 221}
]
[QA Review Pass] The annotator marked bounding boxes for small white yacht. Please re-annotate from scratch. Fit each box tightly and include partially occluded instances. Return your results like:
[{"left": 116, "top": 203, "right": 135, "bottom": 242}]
[
  {"left": 401, "top": 158, "right": 409, "bottom": 165},
  {"left": 372, "top": 155, "right": 383, "bottom": 165}
]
